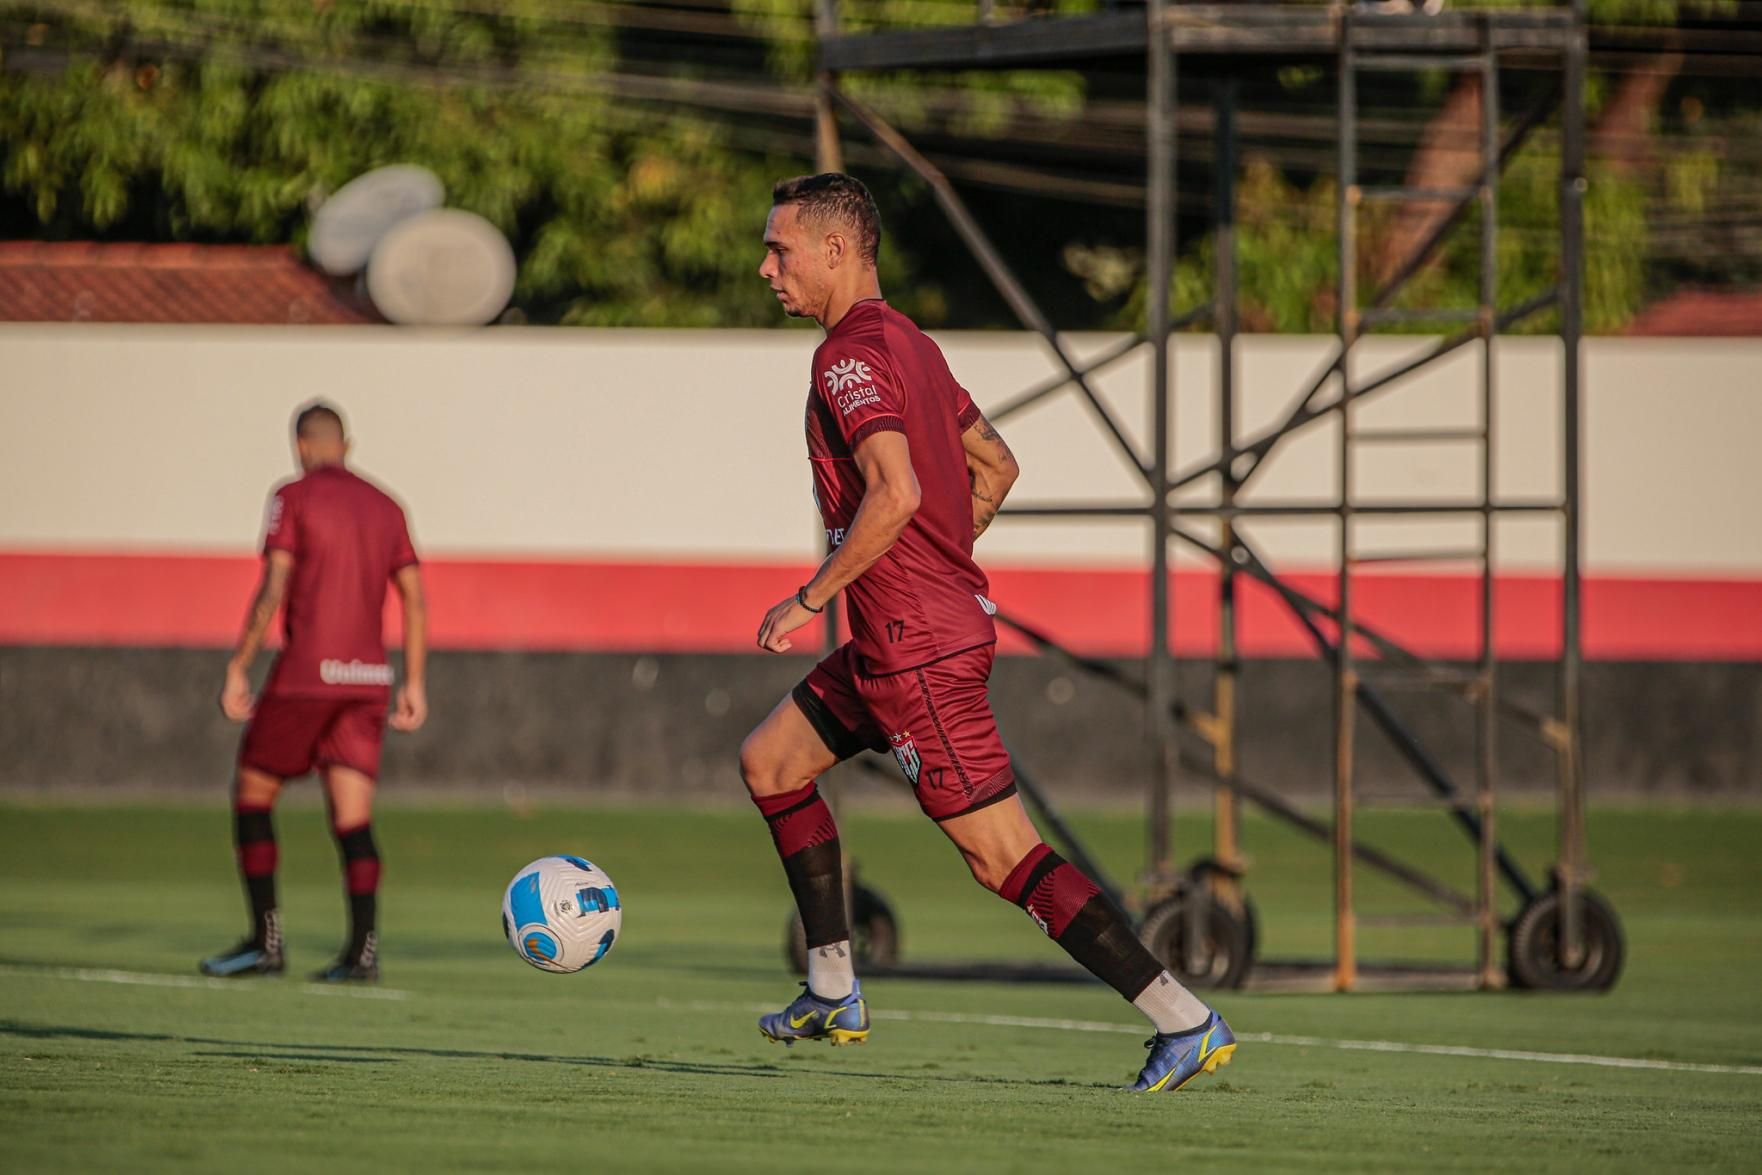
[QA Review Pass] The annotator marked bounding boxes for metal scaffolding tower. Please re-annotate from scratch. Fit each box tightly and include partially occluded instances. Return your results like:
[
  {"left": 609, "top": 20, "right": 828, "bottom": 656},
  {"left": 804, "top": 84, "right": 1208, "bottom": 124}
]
[{"left": 808, "top": 0, "right": 1624, "bottom": 992}]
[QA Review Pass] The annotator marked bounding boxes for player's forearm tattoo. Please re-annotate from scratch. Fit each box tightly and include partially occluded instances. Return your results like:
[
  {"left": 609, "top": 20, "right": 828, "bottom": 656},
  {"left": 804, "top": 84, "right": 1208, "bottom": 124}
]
[
  {"left": 232, "top": 586, "right": 277, "bottom": 666},
  {"left": 967, "top": 415, "right": 1015, "bottom": 540},
  {"left": 232, "top": 563, "right": 289, "bottom": 668},
  {"left": 971, "top": 476, "right": 1000, "bottom": 539}
]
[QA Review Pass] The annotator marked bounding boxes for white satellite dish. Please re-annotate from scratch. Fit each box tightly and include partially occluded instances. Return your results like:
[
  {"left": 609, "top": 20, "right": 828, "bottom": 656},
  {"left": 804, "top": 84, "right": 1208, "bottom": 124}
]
[
  {"left": 308, "top": 164, "right": 445, "bottom": 277},
  {"left": 365, "top": 208, "right": 517, "bottom": 327}
]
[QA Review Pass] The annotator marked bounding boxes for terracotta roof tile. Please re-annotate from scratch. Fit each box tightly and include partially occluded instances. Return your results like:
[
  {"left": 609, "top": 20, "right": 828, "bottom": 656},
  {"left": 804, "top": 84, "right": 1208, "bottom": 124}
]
[
  {"left": 0, "top": 241, "right": 380, "bottom": 325},
  {"left": 1625, "top": 287, "right": 1762, "bottom": 338}
]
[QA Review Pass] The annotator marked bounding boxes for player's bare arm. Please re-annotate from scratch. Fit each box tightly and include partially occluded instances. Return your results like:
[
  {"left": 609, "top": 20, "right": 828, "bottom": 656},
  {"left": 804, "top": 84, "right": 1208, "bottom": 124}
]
[
  {"left": 756, "top": 429, "right": 921, "bottom": 653},
  {"left": 391, "top": 563, "right": 429, "bottom": 732},
  {"left": 963, "top": 413, "right": 1019, "bottom": 540},
  {"left": 220, "top": 550, "right": 294, "bottom": 722}
]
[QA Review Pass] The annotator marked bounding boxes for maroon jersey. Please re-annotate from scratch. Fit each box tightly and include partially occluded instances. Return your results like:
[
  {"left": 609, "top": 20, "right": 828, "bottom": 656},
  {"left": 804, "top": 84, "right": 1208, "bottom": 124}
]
[
  {"left": 806, "top": 299, "right": 996, "bottom": 674},
  {"left": 259, "top": 465, "right": 417, "bottom": 699}
]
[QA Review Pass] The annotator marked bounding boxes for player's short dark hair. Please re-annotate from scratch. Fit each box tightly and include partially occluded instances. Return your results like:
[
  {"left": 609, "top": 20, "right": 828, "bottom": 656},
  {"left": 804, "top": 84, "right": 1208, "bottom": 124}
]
[
  {"left": 294, "top": 400, "right": 346, "bottom": 440},
  {"left": 772, "top": 173, "right": 881, "bottom": 266}
]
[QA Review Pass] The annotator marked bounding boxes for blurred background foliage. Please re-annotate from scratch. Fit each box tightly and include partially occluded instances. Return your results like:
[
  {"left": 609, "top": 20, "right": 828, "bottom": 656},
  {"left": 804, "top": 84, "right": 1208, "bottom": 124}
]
[{"left": 1, "top": 0, "right": 1756, "bottom": 328}]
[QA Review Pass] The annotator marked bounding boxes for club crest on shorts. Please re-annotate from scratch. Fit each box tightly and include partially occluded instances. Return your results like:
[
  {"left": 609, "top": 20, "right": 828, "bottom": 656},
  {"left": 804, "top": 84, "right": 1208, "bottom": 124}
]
[{"left": 888, "top": 732, "right": 921, "bottom": 785}]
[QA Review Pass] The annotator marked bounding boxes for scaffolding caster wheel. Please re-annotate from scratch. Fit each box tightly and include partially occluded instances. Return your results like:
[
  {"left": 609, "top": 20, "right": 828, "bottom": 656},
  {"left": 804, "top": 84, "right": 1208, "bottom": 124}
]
[
  {"left": 786, "top": 882, "right": 900, "bottom": 975},
  {"left": 1138, "top": 877, "right": 1254, "bottom": 991},
  {"left": 1506, "top": 886, "right": 1625, "bottom": 992}
]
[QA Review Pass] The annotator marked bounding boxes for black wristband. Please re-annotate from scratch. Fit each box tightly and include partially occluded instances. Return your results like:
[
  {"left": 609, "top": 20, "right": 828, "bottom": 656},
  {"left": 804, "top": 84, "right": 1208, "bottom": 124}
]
[{"left": 796, "top": 586, "right": 824, "bottom": 614}]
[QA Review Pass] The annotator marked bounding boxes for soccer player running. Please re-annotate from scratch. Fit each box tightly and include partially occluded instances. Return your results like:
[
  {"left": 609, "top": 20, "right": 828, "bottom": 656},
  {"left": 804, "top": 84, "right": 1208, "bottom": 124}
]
[
  {"left": 201, "top": 401, "right": 427, "bottom": 983},
  {"left": 743, "top": 173, "right": 1236, "bottom": 1092}
]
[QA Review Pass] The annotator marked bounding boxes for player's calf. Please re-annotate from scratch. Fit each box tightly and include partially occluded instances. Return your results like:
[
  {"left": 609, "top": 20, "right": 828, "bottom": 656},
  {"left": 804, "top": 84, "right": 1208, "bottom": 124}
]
[
  {"left": 201, "top": 801, "right": 284, "bottom": 977},
  {"left": 313, "top": 822, "right": 381, "bottom": 982},
  {"left": 749, "top": 781, "right": 855, "bottom": 1001},
  {"left": 997, "top": 843, "right": 1235, "bottom": 1090}
]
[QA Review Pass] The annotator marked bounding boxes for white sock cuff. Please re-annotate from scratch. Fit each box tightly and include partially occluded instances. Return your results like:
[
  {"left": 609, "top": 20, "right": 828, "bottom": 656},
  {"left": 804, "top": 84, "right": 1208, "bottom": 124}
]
[
  {"left": 1132, "top": 970, "right": 1211, "bottom": 1035},
  {"left": 806, "top": 939, "right": 856, "bottom": 1000}
]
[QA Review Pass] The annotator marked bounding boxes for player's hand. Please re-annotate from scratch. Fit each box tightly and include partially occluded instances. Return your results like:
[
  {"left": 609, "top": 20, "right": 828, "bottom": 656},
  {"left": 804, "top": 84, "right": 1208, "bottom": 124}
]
[
  {"left": 219, "top": 664, "right": 255, "bottom": 723},
  {"left": 391, "top": 681, "right": 428, "bottom": 733},
  {"left": 757, "top": 594, "right": 817, "bottom": 654}
]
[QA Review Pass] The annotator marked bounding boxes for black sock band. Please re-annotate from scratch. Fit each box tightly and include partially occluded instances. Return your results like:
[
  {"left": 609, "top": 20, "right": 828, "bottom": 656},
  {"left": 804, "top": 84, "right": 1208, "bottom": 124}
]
[
  {"left": 1054, "top": 894, "right": 1166, "bottom": 1001},
  {"left": 785, "top": 840, "right": 848, "bottom": 950},
  {"left": 235, "top": 809, "right": 274, "bottom": 846}
]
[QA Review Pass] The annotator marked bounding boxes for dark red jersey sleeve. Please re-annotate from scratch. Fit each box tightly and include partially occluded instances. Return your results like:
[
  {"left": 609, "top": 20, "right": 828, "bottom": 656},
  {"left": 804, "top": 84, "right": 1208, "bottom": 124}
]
[
  {"left": 953, "top": 380, "right": 982, "bottom": 433},
  {"left": 390, "top": 507, "right": 418, "bottom": 573},
  {"left": 815, "top": 343, "right": 905, "bottom": 450},
  {"left": 262, "top": 485, "right": 298, "bottom": 558}
]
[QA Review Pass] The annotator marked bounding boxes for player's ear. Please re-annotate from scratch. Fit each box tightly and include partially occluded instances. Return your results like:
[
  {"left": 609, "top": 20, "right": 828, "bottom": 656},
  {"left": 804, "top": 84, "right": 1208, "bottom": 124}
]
[{"left": 824, "top": 230, "right": 847, "bottom": 270}]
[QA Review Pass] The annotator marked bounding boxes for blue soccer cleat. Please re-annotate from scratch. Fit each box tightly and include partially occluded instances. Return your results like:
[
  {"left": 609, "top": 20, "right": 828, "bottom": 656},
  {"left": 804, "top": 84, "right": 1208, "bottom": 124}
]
[
  {"left": 1131, "top": 1009, "right": 1237, "bottom": 1093},
  {"left": 199, "top": 938, "right": 284, "bottom": 979},
  {"left": 758, "top": 981, "right": 870, "bottom": 1047}
]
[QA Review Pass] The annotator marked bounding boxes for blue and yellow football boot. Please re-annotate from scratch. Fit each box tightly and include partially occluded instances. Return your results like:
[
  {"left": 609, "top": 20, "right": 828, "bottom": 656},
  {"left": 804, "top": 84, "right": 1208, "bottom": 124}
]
[
  {"left": 1131, "top": 1009, "right": 1237, "bottom": 1092},
  {"left": 758, "top": 981, "right": 870, "bottom": 1047}
]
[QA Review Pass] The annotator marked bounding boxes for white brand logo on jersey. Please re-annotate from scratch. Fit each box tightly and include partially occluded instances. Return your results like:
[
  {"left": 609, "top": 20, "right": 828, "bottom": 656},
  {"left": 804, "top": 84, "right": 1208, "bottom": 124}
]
[
  {"left": 826, "top": 527, "right": 847, "bottom": 548},
  {"left": 824, "top": 359, "right": 882, "bottom": 417},
  {"left": 319, "top": 659, "right": 394, "bottom": 686},
  {"left": 836, "top": 386, "right": 882, "bottom": 417},
  {"left": 975, "top": 594, "right": 998, "bottom": 617},
  {"left": 266, "top": 494, "right": 285, "bottom": 536},
  {"left": 822, "top": 357, "right": 873, "bottom": 394}
]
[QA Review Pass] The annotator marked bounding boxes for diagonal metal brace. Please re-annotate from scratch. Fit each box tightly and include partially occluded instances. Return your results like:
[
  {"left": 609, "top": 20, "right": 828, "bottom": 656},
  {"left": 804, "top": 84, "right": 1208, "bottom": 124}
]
[
  {"left": 831, "top": 88, "right": 1155, "bottom": 486},
  {"left": 1166, "top": 86, "right": 1563, "bottom": 501},
  {"left": 1167, "top": 520, "right": 1564, "bottom": 744},
  {"left": 1195, "top": 530, "right": 1539, "bottom": 903},
  {"left": 993, "top": 609, "right": 1477, "bottom": 915},
  {"left": 1168, "top": 289, "right": 1556, "bottom": 498}
]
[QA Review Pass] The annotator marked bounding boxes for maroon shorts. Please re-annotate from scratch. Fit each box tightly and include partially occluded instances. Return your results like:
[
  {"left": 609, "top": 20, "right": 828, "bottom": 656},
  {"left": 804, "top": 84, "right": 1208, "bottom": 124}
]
[
  {"left": 793, "top": 641, "right": 1015, "bottom": 822},
  {"left": 238, "top": 694, "right": 388, "bottom": 781}
]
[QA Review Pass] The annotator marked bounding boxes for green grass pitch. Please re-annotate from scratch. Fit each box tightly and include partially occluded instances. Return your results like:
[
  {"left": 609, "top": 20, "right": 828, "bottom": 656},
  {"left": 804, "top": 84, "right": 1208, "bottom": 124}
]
[{"left": 2, "top": 800, "right": 1759, "bottom": 1173}]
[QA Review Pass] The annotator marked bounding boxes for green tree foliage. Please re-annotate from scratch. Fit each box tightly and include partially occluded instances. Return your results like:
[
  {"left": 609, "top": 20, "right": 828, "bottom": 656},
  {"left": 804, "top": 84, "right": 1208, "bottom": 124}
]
[
  {"left": 1, "top": 0, "right": 1751, "bottom": 330},
  {"left": 0, "top": 0, "right": 828, "bottom": 323}
]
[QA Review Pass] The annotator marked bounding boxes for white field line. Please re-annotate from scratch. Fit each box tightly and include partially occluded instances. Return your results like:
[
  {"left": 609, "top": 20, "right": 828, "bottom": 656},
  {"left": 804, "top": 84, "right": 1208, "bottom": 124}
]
[
  {"left": 0, "top": 963, "right": 410, "bottom": 1001},
  {"left": 8, "top": 968, "right": 1758, "bottom": 1077},
  {"left": 655, "top": 998, "right": 1762, "bottom": 1078}
]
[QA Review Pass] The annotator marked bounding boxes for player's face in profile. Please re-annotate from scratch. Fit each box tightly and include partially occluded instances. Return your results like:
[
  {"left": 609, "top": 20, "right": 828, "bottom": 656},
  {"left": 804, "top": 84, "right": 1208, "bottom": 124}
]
[{"left": 760, "top": 204, "right": 825, "bottom": 320}]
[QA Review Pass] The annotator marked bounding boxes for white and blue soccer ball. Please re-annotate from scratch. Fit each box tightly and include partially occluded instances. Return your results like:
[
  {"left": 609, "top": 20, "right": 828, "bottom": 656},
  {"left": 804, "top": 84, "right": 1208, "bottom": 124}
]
[{"left": 501, "top": 856, "right": 623, "bottom": 974}]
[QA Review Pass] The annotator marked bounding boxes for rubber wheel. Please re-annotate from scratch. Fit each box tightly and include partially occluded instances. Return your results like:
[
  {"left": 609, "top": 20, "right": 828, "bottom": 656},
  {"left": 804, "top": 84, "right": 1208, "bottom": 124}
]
[
  {"left": 1182, "top": 859, "right": 1257, "bottom": 963},
  {"left": 1235, "top": 895, "right": 1260, "bottom": 963},
  {"left": 1506, "top": 888, "right": 1625, "bottom": 992},
  {"left": 1138, "top": 892, "right": 1253, "bottom": 990},
  {"left": 785, "top": 883, "right": 901, "bottom": 975}
]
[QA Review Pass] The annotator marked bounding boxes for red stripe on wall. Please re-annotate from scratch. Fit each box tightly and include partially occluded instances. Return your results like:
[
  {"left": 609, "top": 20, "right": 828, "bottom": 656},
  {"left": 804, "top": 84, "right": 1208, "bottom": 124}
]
[{"left": 1, "top": 552, "right": 1758, "bottom": 660}]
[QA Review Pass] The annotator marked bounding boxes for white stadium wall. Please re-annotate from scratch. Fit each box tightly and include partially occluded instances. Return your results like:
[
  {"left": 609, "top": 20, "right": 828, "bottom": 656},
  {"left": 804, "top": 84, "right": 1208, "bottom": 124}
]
[
  {"left": 1, "top": 324, "right": 1758, "bottom": 658},
  {"left": 3, "top": 325, "right": 1761, "bottom": 570},
  {"left": 1, "top": 325, "right": 1758, "bottom": 796}
]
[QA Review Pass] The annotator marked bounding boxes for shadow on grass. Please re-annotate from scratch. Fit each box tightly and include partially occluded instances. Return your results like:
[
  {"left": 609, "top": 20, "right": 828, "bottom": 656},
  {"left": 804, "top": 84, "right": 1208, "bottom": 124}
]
[
  {"left": 0, "top": 1019, "right": 1106, "bottom": 1090},
  {"left": 191, "top": 1050, "right": 395, "bottom": 1064}
]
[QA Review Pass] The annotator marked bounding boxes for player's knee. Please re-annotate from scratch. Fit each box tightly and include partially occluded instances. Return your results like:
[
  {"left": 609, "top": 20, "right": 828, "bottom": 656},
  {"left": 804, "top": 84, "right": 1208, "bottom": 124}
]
[
  {"left": 737, "top": 729, "right": 781, "bottom": 796},
  {"left": 234, "top": 769, "right": 281, "bottom": 809},
  {"left": 963, "top": 846, "right": 1019, "bottom": 895}
]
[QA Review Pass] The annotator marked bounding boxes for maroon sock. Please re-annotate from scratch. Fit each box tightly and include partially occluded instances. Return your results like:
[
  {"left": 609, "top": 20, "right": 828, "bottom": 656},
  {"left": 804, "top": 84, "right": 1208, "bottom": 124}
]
[
  {"left": 334, "top": 823, "right": 379, "bottom": 964},
  {"left": 234, "top": 804, "right": 278, "bottom": 946},
  {"left": 1000, "top": 844, "right": 1164, "bottom": 1000},
  {"left": 752, "top": 782, "right": 848, "bottom": 949}
]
